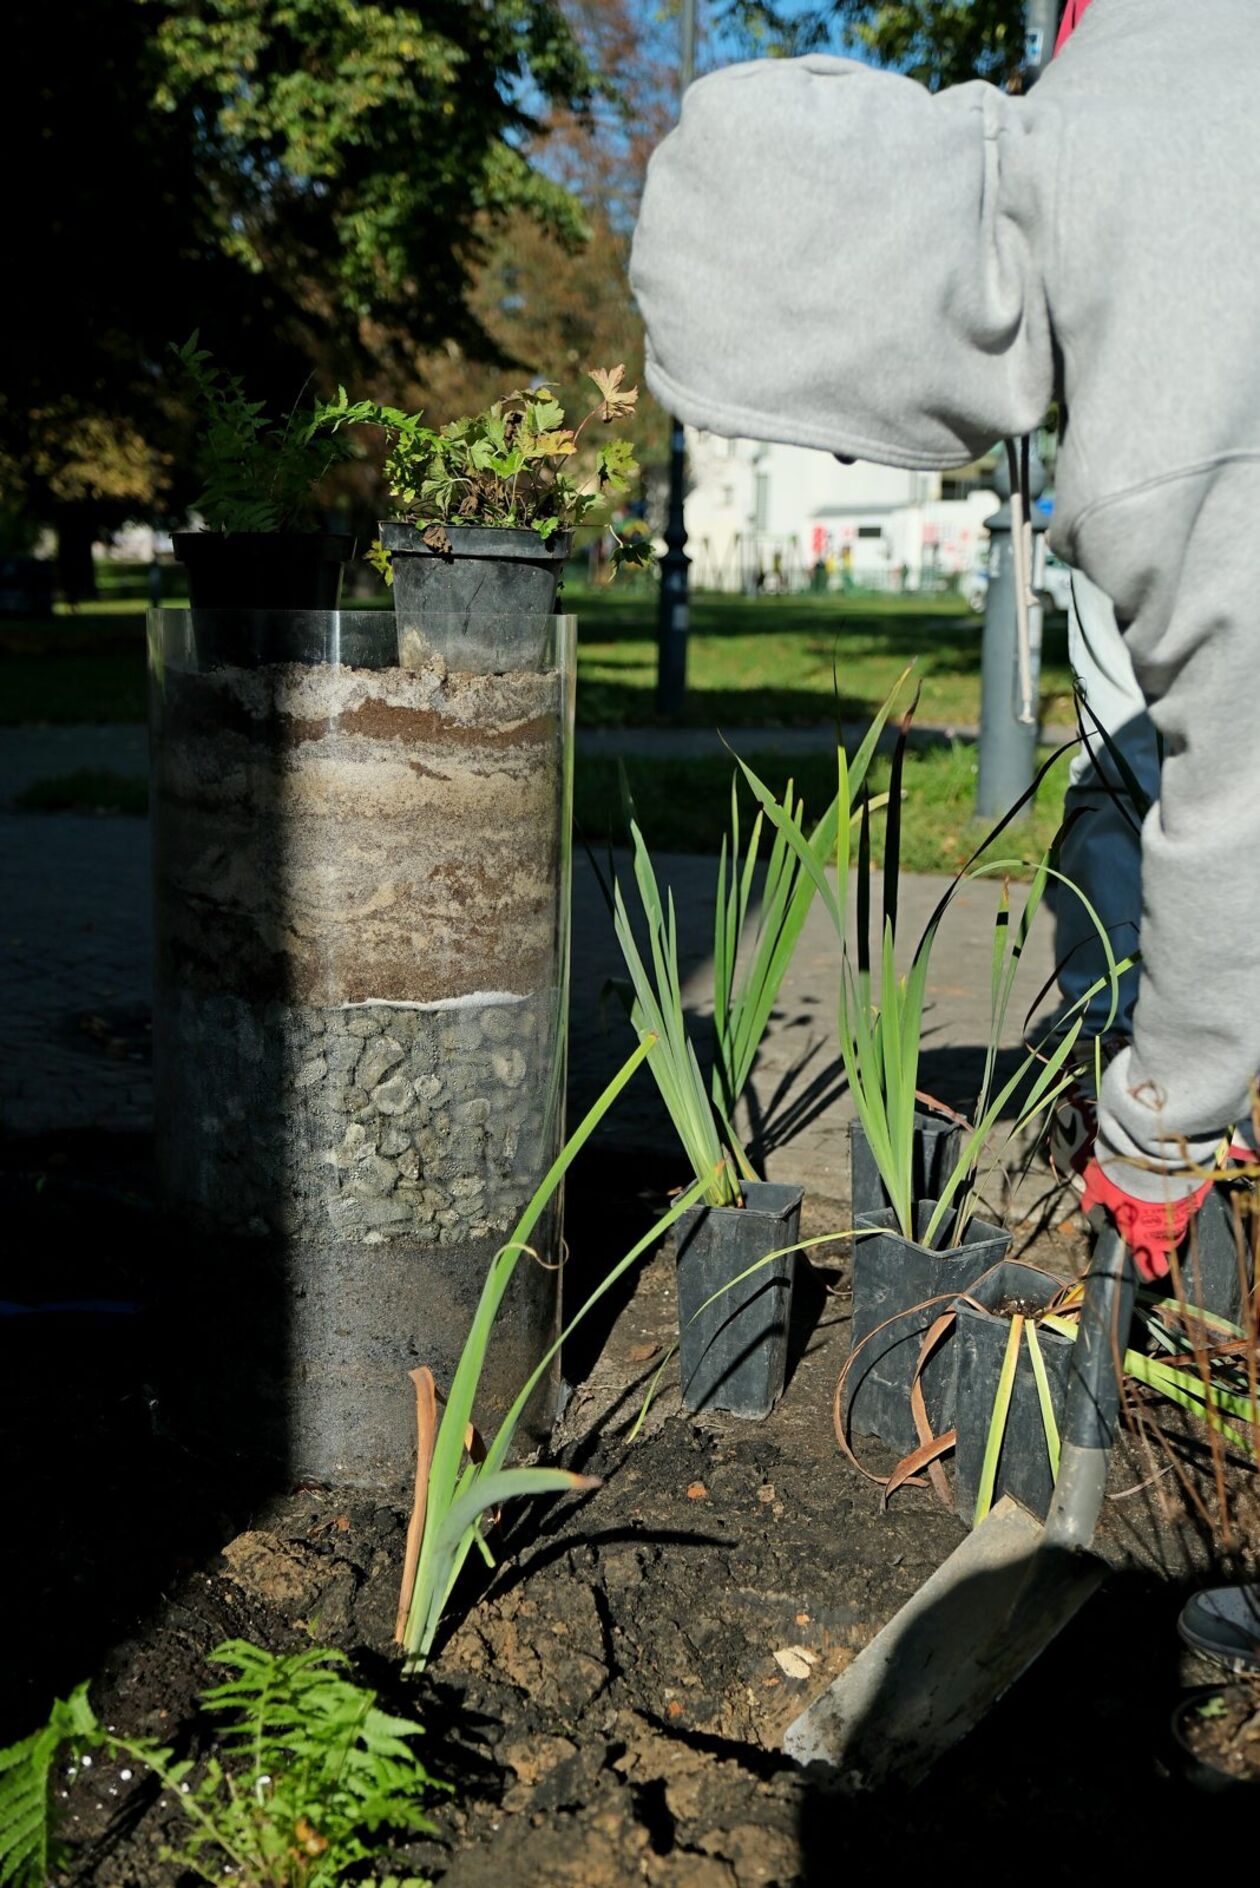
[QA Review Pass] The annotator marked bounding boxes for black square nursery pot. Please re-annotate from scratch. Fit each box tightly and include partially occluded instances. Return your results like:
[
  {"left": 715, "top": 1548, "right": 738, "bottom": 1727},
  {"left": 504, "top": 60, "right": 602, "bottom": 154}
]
[
  {"left": 381, "top": 523, "right": 572, "bottom": 671},
  {"left": 674, "top": 1180, "right": 804, "bottom": 1421},
  {"left": 173, "top": 531, "right": 355, "bottom": 610},
  {"left": 1181, "top": 1183, "right": 1254, "bottom": 1327},
  {"left": 849, "top": 1112, "right": 963, "bottom": 1223},
  {"left": 844, "top": 1200, "right": 1010, "bottom": 1456},
  {"left": 952, "top": 1259, "right": 1074, "bottom": 1525}
]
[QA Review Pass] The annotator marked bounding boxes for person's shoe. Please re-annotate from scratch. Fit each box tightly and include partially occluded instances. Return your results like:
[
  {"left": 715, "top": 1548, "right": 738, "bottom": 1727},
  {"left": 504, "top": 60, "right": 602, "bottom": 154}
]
[{"left": 1178, "top": 1584, "right": 1260, "bottom": 1675}]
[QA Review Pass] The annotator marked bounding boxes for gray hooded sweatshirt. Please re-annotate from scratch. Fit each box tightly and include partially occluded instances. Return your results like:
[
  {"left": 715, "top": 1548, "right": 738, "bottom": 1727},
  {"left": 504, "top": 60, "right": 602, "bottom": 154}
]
[{"left": 630, "top": 0, "right": 1260, "bottom": 1193}]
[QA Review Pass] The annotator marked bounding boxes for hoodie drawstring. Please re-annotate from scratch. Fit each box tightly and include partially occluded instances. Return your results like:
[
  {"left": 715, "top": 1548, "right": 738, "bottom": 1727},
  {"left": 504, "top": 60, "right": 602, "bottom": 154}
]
[{"left": 1006, "top": 437, "right": 1038, "bottom": 727}]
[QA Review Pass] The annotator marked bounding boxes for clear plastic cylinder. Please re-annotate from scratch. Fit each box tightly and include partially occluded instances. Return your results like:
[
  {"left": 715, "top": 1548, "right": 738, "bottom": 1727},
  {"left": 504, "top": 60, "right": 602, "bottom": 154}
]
[{"left": 148, "top": 608, "right": 574, "bottom": 1485}]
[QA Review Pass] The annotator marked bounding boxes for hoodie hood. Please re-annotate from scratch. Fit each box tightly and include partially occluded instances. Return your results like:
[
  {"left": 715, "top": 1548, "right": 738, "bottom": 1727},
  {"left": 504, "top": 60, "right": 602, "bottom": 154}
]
[{"left": 630, "top": 55, "right": 1054, "bottom": 470}]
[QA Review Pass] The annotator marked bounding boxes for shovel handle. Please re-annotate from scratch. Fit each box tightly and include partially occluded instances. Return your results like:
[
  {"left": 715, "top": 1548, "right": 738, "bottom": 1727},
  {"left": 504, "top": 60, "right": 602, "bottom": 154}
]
[{"left": 1044, "top": 1225, "right": 1135, "bottom": 1553}]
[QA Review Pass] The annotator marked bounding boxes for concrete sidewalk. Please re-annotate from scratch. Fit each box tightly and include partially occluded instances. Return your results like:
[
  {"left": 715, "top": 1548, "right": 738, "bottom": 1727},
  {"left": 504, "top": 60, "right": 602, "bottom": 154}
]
[
  {"left": 0, "top": 724, "right": 149, "bottom": 804},
  {"left": 0, "top": 715, "right": 1079, "bottom": 808},
  {"left": 0, "top": 813, "right": 152, "bottom": 1137}
]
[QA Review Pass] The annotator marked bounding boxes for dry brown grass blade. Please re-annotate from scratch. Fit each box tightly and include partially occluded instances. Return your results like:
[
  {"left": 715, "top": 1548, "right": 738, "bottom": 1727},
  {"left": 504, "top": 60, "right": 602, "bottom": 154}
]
[
  {"left": 908, "top": 1313, "right": 957, "bottom": 1509},
  {"left": 883, "top": 1428, "right": 958, "bottom": 1507},
  {"left": 832, "top": 1268, "right": 1010, "bottom": 1487},
  {"left": 395, "top": 1366, "right": 439, "bottom": 1645}
]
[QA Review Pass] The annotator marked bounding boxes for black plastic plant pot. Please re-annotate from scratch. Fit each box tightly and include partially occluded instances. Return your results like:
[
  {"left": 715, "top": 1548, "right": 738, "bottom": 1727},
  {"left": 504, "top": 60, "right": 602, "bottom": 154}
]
[
  {"left": 381, "top": 522, "right": 573, "bottom": 670},
  {"left": 844, "top": 1200, "right": 1010, "bottom": 1456},
  {"left": 849, "top": 1112, "right": 963, "bottom": 1223},
  {"left": 1171, "top": 1687, "right": 1260, "bottom": 1793},
  {"left": 952, "top": 1259, "right": 1074, "bottom": 1525},
  {"left": 1180, "top": 1183, "right": 1253, "bottom": 1326},
  {"left": 674, "top": 1179, "right": 804, "bottom": 1420},
  {"left": 173, "top": 532, "right": 355, "bottom": 610}
]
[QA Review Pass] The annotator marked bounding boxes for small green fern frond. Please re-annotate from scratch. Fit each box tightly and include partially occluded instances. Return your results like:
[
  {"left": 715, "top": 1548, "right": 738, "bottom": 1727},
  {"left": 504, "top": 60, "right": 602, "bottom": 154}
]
[{"left": 0, "top": 1684, "right": 98, "bottom": 1888}]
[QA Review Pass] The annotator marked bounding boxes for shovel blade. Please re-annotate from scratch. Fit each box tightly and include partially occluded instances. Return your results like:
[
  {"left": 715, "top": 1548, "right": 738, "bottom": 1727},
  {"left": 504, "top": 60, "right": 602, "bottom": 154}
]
[{"left": 782, "top": 1497, "right": 1105, "bottom": 1790}]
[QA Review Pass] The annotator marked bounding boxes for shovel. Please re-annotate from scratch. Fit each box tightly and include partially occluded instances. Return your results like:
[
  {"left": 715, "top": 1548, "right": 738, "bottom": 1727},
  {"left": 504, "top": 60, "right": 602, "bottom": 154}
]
[{"left": 783, "top": 1224, "right": 1135, "bottom": 1789}]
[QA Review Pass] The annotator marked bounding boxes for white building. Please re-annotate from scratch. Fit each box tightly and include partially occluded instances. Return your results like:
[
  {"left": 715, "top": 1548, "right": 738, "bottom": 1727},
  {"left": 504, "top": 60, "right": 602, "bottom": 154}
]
[{"left": 684, "top": 433, "right": 1000, "bottom": 594}]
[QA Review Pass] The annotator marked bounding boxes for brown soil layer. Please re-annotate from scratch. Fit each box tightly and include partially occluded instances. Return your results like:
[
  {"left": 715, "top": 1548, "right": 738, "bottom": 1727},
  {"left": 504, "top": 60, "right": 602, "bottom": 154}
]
[
  {"left": 20, "top": 1169, "right": 1260, "bottom": 1885},
  {"left": 151, "top": 658, "right": 567, "bottom": 1005}
]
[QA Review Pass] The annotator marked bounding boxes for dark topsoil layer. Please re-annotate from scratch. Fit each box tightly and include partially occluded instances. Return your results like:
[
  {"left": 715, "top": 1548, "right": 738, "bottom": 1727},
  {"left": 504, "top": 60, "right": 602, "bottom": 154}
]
[{"left": 4, "top": 1135, "right": 1258, "bottom": 1886}]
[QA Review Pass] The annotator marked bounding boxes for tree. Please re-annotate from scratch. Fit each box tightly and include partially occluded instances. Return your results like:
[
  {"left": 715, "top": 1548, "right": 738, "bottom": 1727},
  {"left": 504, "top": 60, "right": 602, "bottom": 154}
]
[
  {"left": 715, "top": 1, "right": 1031, "bottom": 91},
  {"left": 3, "top": 0, "right": 604, "bottom": 588},
  {"left": 348, "top": 1, "right": 676, "bottom": 515}
]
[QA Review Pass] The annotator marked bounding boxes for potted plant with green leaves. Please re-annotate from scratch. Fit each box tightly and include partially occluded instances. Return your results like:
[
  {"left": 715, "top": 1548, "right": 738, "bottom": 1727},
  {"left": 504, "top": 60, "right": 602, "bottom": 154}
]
[
  {"left": 740, "top": 724, "right": 1116, "bottom": 1457},
  {"left": 956, "top": 1259, "right": 1258, "bottom": 1528},
  {"left": 323, "top": 368, "right": 649, "bottom": 670},
  {"left": 168, "top": 334, "right": 358, "bottom": 611},
  {"left": 611, "top": 811, "right": 801, "bottom": 1421},
  {"left": 604, "top": 729, "right": 887, "bottom": 1421}
]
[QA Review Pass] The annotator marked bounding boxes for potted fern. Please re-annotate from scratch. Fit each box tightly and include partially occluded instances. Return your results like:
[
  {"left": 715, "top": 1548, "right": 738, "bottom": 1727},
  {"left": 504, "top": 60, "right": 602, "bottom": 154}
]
[
  {"left": 323, "top": 368, "right": 648, "bottom": 669},
  {"left": 168, "top": 334, "right": 357, "bottom": 611}
]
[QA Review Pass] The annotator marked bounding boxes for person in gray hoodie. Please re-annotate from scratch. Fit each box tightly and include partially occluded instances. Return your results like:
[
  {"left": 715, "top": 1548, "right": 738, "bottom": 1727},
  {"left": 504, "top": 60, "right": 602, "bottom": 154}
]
[{"left": 630, "top": 0, "right": 1259, "bottom": 1279}]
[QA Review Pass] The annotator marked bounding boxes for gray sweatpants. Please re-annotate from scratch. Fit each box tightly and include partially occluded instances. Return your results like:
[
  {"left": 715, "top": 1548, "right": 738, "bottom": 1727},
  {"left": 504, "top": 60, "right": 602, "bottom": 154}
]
[
  {"left": 1055, "top": 569, "right": 1160, "bottom": 1036},
  {"left": 1086, "top": 463, "right": 1260, "bottom": 1200}
]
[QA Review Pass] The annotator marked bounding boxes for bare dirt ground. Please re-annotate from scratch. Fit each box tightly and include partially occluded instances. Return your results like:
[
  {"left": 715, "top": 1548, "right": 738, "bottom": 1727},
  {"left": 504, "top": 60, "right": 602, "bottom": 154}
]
[{"left": 12, "top": 1147, "right": 1257, "bottom": 1885}]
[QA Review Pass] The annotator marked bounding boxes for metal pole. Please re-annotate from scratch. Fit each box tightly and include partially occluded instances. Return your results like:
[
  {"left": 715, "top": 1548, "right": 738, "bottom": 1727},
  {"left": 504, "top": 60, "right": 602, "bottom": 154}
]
[
  {"left": 973, "top": 3, "right": 1059, "bottom": 811},
  {"left": 655, "top": 0, "right": 697, "bottom": 717},
  {"left": 1023, "top": 0, "right": 1060, "bottom": 82},
  {"left": 974, "top": 451, "right": 1049, "bottom": 822}
]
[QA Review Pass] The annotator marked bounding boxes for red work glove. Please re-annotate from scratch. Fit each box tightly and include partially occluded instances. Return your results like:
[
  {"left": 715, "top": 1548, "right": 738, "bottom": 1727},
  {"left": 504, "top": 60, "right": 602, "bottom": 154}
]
[{"left": 1080, "top": 1160, "right": 1213, "bottom": 1282}]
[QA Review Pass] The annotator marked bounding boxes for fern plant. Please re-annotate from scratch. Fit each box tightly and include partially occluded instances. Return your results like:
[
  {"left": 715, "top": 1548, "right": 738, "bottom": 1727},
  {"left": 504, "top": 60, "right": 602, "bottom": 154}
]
[
  {"left": 0, "top": 1641, "right": 443, "bottom": 1887},
  {"left": 321, "top": 367, "right": 652, "bottom": 575},
  {"left": 170, "top": 334, "right": 357, "bottom": 534}
]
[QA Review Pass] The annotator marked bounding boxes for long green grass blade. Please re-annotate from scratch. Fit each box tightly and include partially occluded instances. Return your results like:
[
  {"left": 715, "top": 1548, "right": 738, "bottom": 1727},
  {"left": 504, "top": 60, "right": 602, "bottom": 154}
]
[
  {"left": 408, "top": 1170, "right": 716, "bottom": 1665},
  {"left": 614, "top": 825, "right": 736, "bottom": 1200},
  {"left": 1075, "top": 683, "right": 1154, "bottom": 821},
  {"left": 882, "top": 684, "right": 920, "bottom": 944},
  {"left": 1124, "top": 1352, "right": 1256, "bottom": 1453},
  {"left": 846, "top": 663, "right": 914, "bottom": 794},
  {"left": 975, "top": 1314, "right": 1023, "bottom": 1526},
  {"left": 1024, "top": 1320, "right": 1061, "bottom": 1477},
  {"left": 403, "top": 1033, "right": 653, "bottom": 1660},
  {"left": 485, "top": 1171, "right": 714, "bottom": 1478}
]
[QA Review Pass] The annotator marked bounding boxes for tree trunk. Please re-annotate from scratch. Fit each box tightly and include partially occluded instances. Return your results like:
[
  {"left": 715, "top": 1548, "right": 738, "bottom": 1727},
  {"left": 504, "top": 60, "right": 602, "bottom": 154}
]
[{"left": 56, "top": 507, "right": 98, "bottom": 603}]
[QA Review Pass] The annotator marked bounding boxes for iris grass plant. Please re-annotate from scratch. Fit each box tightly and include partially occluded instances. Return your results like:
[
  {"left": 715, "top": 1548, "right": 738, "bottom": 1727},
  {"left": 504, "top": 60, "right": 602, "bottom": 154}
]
[
  {"left": 971, "top": 1281, "right": 1260, "bottom": 1527},
  {"left": 612, "top": 676, "right": 910, "bottom": 1210},
  {"left": 739, "top": 710, "right": 1122, "bottom": 1248},
  {"left": 396, "top": 1035, "right": 714, "bottom": 1671}
]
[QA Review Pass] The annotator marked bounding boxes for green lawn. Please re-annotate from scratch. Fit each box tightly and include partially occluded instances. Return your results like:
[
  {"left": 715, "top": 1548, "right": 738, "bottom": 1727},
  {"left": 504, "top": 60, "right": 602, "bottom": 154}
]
[
  {"left": 566, "top": 584, "right": 1075, "bottom": 731},
  {"left": 0, "top": 578, "right": 1074, "bottom": 730}
]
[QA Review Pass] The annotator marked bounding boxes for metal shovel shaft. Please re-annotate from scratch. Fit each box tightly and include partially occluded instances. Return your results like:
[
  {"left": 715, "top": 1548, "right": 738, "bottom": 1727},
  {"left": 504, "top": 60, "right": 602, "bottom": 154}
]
[{"left": 783, "top": 1228, "right": 1135, "bottom": 1786}]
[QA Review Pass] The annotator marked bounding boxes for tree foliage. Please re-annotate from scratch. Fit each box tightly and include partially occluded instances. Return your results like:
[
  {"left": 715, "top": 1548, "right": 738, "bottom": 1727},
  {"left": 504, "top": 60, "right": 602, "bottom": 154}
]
[
  {"left": 715, "top": 1, "right": 1030, "bottom": 91},
  {"left": 2, "top": 0, "right": 606, "bottom": 553},
  {"left": 148, "top": 1, "right": 604, "bottom": 354}
]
